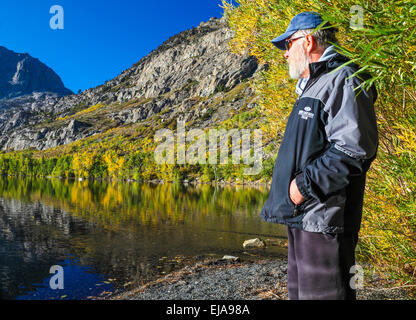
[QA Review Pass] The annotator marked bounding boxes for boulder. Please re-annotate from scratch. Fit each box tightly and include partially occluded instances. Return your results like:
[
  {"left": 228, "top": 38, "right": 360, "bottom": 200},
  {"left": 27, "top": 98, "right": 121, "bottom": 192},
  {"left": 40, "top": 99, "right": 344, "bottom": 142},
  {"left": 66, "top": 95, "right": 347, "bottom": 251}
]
[
  {"left": 221, "top": 255, "right": 240, "bottom": 261},
  {"left": 243, "top": 238, "right": 266, "bottom": 249}
]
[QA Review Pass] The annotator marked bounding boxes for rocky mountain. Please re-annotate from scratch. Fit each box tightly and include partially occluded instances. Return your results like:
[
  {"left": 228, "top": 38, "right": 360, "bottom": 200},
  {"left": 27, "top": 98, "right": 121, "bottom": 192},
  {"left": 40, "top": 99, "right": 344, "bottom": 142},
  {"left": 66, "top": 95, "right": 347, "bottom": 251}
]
[
  {"left": 0, "top": 46, "right": 73, "bottom": 99},
  {"left": 0, "top": 17, "right": 262, "bottom": 152}
]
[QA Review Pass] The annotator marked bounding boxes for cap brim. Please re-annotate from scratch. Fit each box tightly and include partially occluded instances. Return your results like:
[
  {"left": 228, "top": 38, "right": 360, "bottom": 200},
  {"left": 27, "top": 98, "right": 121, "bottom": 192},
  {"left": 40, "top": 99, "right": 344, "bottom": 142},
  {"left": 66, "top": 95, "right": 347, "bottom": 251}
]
[{"left": 271, "top": 30, "right": 296, "bottom": 50}]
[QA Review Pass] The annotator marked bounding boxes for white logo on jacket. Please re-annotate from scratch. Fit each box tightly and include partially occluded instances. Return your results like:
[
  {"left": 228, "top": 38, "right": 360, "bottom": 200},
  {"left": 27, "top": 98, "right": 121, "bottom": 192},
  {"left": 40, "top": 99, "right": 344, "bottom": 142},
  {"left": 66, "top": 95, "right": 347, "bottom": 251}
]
[{"left": 298, "top": 106, "right": 314, "bottom": 120}]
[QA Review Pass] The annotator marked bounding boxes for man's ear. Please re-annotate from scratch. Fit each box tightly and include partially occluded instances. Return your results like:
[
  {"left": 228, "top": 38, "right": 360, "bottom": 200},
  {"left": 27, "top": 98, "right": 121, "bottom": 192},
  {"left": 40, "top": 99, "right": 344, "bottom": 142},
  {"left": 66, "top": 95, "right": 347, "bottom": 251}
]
[{"left": 304, "top": 34, "right": 315, "bottom": 54}]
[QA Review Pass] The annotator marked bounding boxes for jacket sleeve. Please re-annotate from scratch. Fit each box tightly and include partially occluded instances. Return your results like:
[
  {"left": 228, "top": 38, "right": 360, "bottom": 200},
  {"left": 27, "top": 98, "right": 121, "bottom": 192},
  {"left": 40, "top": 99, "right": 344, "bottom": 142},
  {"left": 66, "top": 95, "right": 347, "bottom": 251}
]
[{"left": 295, "top": 79, "right": 379, "bottom": 202}]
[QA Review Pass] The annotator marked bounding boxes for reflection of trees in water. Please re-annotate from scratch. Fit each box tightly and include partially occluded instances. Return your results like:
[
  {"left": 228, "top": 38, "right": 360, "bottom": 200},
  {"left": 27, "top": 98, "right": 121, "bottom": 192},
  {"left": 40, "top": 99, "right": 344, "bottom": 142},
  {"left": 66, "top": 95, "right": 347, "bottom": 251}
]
[
  {"left": 0, "top": 196, "right": 168, "bottom": 299},
  {"left": 0, "top": 177, "right": 269, "bottom": 231},
  {"left": 0, "top": 177, "right": 272, "bottom": 299}
]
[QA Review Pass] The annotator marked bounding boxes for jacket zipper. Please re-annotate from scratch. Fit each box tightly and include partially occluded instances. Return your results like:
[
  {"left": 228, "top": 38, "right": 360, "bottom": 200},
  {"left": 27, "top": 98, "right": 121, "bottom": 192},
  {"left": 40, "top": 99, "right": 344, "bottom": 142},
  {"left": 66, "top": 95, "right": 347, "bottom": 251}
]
[{"left": 291, "top": 71, "right": 324, "bottom": 219}]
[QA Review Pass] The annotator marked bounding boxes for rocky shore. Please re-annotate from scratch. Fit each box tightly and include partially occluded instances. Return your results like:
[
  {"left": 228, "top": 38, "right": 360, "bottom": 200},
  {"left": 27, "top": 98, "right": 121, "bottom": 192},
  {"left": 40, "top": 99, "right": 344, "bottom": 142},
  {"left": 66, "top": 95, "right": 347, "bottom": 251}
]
[{"left": 106, "top": 257, "right": 412, "bottom": 301}]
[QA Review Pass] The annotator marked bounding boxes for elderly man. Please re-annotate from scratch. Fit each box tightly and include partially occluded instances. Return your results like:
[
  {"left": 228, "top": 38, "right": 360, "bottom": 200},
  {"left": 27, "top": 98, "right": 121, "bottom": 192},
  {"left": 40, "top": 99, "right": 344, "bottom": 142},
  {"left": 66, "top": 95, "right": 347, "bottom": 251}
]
[{"left": 260, "top": 12, "right": 378, "bottom": 300}]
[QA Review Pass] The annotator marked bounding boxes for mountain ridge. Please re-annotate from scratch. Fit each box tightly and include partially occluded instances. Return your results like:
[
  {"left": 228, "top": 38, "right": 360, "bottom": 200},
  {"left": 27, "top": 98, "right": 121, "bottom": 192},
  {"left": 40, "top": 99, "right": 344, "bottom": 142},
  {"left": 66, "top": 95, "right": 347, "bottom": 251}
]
[
  {"left": 0, "top": 45, "right": 73, "bottom": 100},
  {"left": 0, "top": 17, "right": 262, "bottom": 153}
]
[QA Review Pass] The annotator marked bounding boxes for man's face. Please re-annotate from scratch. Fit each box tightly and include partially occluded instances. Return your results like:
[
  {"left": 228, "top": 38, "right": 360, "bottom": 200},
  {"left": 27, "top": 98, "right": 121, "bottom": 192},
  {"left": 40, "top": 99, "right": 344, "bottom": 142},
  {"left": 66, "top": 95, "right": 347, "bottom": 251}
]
[{"left": 284, "top": 34, "right": 311, "bottom": 79}]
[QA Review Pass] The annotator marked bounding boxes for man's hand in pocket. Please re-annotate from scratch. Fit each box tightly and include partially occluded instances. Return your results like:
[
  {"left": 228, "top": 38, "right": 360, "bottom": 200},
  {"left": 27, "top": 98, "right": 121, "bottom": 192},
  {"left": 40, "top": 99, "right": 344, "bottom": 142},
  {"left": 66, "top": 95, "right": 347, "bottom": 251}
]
[{"left": 289, "top": 179, "right": 305, "bottom": 205}]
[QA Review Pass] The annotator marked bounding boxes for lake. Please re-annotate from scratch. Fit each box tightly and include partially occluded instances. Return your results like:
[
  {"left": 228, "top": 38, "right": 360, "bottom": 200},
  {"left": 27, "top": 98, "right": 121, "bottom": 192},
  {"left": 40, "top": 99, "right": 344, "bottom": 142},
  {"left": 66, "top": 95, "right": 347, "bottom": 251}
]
[{"left": 0, "top": 177, "right": 287, "bottom": 300}]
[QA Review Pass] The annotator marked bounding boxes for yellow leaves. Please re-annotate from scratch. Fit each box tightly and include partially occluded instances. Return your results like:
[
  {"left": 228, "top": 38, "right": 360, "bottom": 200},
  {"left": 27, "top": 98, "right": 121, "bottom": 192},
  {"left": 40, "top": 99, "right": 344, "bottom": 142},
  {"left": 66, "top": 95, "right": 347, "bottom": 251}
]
[
  {"left": 222, "top": 0, "right": 300, "bottom": 142},
  {"left": 56, "top": 103, "right": 105, "bottom": 121},
  {"left": 394, "top": 124, "right": 416, "bottom": 156},
  {"left": 222, "top": 0, "right": 271, "bottom": 60},
  {"left": 103, "top": 150, "right": 125, "bottom": 178},
  {"left": 361, "top": 147, "right": 416, "bottom": 284},
  {"left": 141, "top": 137, "right": 155, "bottom": 153},
  {"left": 73, "top": 150, "right": 97, "bottom": 178}
]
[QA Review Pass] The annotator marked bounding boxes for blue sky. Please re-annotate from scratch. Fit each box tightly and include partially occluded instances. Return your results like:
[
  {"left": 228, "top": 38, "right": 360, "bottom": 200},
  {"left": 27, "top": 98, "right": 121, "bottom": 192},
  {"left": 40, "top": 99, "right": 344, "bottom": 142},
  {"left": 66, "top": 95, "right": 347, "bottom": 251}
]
[{"left": 0, "top": 0, "right": 229, "bottom": 93}]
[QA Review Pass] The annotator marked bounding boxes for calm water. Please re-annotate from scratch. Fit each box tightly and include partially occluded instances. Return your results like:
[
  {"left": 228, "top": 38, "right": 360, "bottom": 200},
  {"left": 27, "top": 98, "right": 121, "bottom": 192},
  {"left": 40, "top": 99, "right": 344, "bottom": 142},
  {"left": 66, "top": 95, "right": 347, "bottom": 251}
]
[{"left": 0, "top": 177, "right": 287, "bottom": 300}]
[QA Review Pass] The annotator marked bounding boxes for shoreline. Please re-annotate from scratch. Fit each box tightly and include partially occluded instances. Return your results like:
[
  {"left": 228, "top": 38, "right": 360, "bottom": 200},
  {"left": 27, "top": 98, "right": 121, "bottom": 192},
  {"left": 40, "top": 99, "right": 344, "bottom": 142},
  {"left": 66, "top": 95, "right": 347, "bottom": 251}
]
[
  {"left": 100, "top": 257, "right": 412, "bottom": 301},
  {"left": 5, "top": 174, "right": 273, "bottom": 187}
]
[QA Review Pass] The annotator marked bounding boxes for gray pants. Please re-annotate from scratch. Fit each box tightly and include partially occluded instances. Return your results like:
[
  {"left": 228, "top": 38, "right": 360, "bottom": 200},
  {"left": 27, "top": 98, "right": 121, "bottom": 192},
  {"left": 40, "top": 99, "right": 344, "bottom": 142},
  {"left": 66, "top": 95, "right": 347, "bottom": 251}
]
[{"left": 287, "top": 227, "right": 358, "bottom": 300}]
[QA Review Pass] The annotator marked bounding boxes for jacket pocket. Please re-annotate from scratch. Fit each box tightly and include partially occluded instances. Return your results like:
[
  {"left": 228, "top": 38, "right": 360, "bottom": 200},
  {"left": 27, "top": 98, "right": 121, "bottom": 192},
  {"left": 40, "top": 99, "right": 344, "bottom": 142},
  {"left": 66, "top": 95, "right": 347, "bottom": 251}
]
[
  {"left": 287, "top": 170, "right": 306, "bottom": 217},
  {"left": 323, "top": 190, "right": 347, "bottom": 228}
]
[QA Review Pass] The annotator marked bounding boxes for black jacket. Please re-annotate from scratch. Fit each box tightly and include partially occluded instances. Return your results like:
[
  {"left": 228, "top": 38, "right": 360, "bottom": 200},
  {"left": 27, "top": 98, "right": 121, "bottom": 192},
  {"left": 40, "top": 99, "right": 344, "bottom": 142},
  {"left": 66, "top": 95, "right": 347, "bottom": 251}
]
[{"left": 261, "top": 51, "right": 378, "bottom": 234}]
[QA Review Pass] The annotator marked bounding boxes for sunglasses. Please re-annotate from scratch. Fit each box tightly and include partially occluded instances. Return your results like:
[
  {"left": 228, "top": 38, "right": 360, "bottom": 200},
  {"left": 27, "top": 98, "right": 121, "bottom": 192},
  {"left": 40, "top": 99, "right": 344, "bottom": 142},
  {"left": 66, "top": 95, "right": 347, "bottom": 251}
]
[{"left": 284, "top": 36, "right": 306, "bottom": 50}]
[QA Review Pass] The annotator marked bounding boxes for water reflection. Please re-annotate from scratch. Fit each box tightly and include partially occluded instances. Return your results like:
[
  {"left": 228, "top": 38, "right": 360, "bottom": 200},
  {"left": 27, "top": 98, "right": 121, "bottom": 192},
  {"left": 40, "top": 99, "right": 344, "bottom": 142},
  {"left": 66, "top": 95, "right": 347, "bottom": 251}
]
[{"left": 0, "top": 177, "right": 286, "bottom": 300}]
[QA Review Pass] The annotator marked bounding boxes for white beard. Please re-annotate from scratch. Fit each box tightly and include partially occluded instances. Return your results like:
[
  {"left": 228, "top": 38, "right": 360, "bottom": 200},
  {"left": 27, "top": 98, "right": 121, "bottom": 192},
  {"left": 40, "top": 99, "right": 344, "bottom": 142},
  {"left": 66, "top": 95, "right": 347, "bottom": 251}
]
[{"left": 288, "top": 44, "right": 311, "bottom": 79}]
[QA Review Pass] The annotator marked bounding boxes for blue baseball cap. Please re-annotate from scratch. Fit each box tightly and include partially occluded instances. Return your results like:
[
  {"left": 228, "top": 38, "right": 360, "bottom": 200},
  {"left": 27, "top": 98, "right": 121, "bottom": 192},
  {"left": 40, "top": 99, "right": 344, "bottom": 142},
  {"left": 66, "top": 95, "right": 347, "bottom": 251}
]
[{"left": 271, "top": 12, "right": 324, "bottom": 50}]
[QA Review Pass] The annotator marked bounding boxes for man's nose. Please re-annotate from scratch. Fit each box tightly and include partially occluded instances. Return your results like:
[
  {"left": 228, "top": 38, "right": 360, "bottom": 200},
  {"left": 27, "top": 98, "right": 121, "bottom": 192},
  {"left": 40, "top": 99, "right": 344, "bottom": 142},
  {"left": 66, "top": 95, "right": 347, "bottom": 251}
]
[{"left": 284, "top": 50, "right": 289, "bottom": 59}]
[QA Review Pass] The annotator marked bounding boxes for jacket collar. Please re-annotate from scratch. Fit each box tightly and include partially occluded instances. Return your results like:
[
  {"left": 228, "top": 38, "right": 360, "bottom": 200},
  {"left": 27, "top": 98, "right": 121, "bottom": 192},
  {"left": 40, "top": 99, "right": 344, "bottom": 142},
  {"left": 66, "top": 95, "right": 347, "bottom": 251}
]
[
  {"left": 296, "top": 46, "right": 342, "bottom": 95},
  {"left": 318, "top": 45, "right": 338, "bottom": 62},
  {"left": 296, "top": 47, "right": 352, "bottom": 95},
  {"left": 309, "top": 46, "right": 351, "bottom": 79},
  {"left": 295, "top": 46, "right": 377, "bottom": 103}
]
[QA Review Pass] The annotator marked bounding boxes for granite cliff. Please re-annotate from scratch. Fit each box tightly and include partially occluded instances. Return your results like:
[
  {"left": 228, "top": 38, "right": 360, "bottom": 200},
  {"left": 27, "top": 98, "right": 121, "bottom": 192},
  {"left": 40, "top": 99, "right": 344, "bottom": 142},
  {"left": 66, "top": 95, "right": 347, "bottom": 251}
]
[{"left": 0, "top": 17, "right": 262, "bottom": 152}]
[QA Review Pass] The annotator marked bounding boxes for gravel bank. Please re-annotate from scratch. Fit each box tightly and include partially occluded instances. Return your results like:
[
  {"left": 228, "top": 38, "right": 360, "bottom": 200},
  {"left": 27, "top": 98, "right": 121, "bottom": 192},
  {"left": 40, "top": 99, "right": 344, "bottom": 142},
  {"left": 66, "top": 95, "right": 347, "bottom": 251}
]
[{"left": 109, "top": 258, "right": 412, "bottom": 300}]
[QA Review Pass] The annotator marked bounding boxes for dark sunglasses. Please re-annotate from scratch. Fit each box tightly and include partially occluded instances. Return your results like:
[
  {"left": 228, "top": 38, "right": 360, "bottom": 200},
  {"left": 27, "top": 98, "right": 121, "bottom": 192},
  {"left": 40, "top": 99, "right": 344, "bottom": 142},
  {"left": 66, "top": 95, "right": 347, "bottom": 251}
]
[{"left": 284, "top": 36, "right": 306, "bottom": 50}]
